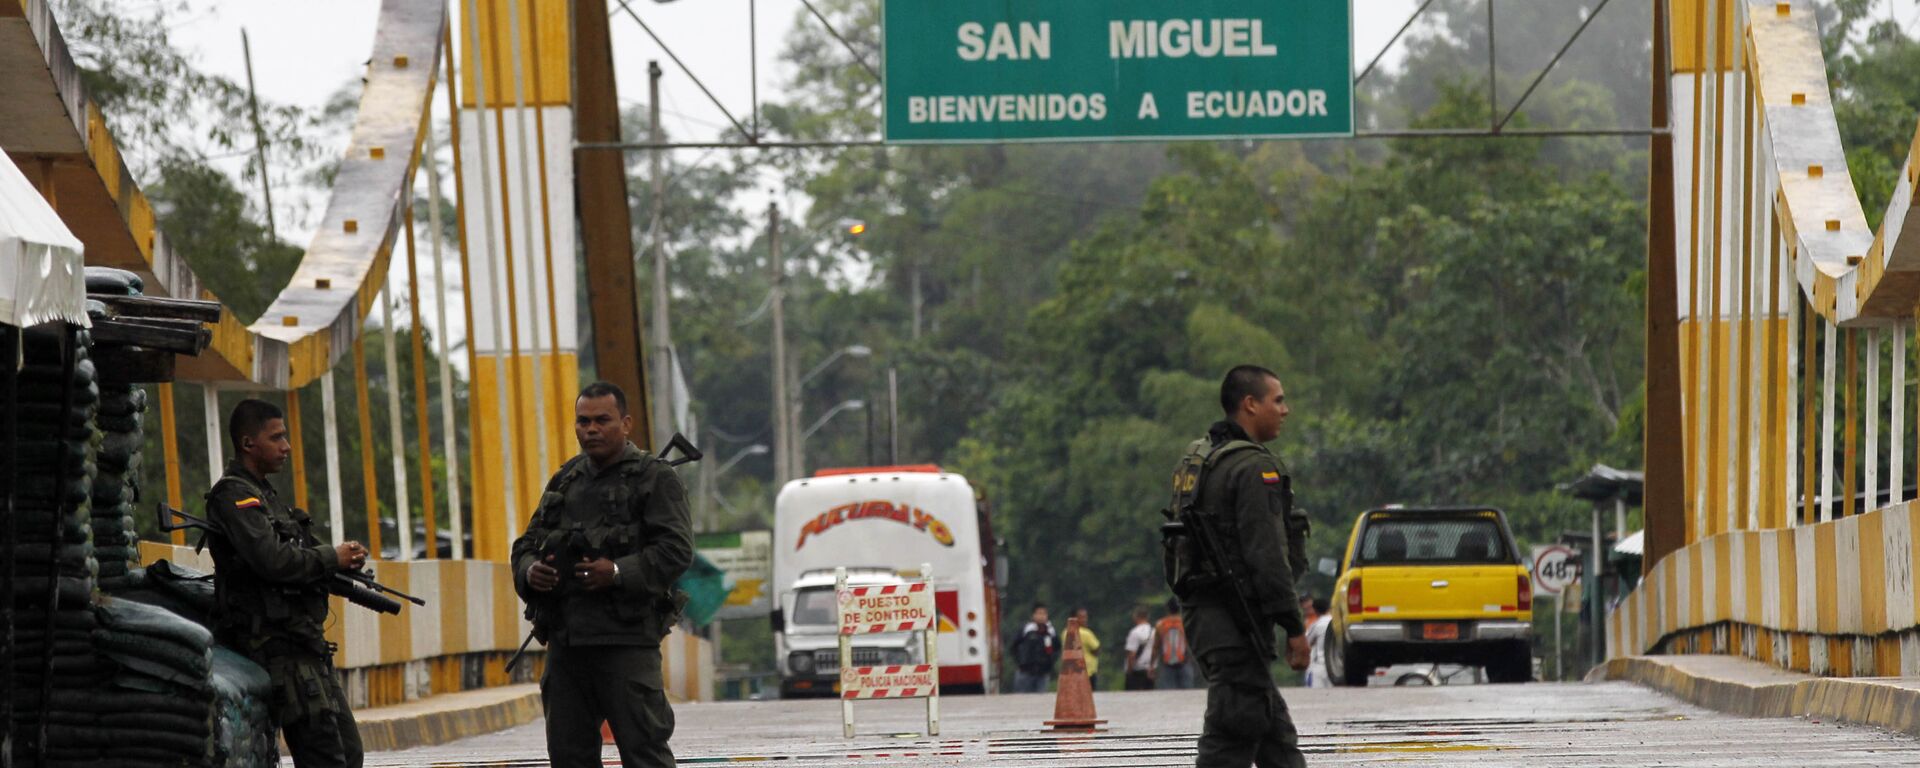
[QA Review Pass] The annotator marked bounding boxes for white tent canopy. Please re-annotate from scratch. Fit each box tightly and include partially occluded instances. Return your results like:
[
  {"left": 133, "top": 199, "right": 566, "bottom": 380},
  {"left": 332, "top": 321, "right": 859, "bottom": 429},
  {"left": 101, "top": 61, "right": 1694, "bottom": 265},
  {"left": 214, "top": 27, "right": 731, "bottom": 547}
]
[{"left": 0, "top": 151, "right": 86, "bottom": 329}]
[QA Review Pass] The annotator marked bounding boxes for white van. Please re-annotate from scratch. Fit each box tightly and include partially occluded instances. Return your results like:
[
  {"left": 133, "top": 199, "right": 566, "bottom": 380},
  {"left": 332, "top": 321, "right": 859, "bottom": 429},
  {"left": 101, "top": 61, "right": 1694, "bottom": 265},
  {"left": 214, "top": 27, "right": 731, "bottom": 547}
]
[{"left": 772, "top": 466, "right": 1004, "bottom": 697}]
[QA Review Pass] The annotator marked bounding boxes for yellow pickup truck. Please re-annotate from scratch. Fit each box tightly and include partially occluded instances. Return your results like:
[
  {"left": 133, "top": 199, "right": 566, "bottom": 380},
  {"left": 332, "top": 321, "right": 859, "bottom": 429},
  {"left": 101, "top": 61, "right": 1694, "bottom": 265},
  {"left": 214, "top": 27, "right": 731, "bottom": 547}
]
[{"left": 1325, "top": 506, "right": 1534, "bottom": 685}]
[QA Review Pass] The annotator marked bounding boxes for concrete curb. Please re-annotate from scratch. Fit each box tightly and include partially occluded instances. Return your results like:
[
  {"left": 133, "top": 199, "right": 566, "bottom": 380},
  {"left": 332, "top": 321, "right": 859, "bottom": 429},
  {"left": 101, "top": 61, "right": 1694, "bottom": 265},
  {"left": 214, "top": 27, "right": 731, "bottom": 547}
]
[
  {"left": 1601, "top": 655, "right": 1920, "bottom": 738},
  {"left": 356, "top": 683, "right": 543, "bottom": 752}
]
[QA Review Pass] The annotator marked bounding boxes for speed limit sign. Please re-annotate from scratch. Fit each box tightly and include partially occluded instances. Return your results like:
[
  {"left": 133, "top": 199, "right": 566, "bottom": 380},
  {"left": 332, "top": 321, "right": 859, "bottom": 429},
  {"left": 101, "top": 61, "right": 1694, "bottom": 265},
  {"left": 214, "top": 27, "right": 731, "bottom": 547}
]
[{"left": 1530, "top": 545, "right": 1579, "bottom": 596}]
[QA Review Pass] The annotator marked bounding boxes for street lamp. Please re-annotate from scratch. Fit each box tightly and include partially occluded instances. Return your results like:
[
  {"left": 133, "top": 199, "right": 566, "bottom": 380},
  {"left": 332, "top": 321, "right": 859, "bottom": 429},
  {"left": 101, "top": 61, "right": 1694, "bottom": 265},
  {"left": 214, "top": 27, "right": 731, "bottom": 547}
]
[
  {"left": 789, "top": 345, "right": 873, "bottom": 478},
  {"left": 803, "top": 400, "right": 866, "bottom": 443},
  {"left": 794, "top": 400, "right": 866, "bottom": 477},
  {"left": 769, "top": 208, "right": 871, "bottom": 486},
  {"left": 800, "top": 345, "right": 873, "bottom": 389},
  {"left": 698, "top": 443, "right": 769, "bottom": 529},
  {"left": 717, "top": 443, "right": 770, "bottom": 476}
]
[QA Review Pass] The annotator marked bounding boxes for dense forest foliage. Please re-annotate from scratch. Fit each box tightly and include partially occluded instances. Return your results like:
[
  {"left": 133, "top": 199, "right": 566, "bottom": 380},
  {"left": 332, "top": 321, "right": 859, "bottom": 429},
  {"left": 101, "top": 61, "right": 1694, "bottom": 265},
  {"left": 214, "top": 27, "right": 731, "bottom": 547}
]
[{"left": 51, "top": 0, "right": 1920, "bottom": 681}]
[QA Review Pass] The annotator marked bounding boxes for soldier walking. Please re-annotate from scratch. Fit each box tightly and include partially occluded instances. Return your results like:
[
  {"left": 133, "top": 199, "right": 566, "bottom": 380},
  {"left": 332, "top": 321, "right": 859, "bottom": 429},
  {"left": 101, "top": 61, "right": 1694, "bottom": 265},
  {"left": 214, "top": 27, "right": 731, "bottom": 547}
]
[
  {"left": 513, "top": 382, "right": 694, "bottom": 768},
  {"left": 205, "top": 399, "right": 368, "bottom": 768},
  {"left": 1163, "top": 365, "right": 1313, "bottom": 768}
]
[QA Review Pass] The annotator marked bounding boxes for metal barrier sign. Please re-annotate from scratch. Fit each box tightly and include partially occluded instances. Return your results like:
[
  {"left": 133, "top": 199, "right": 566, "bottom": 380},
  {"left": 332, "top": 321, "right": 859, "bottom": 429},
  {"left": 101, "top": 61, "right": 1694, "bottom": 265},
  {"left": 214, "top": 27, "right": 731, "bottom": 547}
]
[
  {"left": 836, "top": 566, "right": 940, "bottom": 738},
  {"left": 883, "top": 0, "right": 1354, "bottom": 143},
  {"left": 838, "top": 582, "right": 935, "bottom": 634},
  {"left": 841, "top": 664, "right": 938, "bottom": 699}
]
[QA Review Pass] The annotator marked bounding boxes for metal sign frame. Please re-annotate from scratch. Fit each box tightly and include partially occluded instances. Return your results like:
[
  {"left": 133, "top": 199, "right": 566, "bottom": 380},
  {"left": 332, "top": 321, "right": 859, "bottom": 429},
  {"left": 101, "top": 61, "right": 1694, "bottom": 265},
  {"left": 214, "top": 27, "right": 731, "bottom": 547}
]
[
  {"left": 582, "top": 0, "right": 1660, "bottom": 154},
  {"left": 835, "top": 565, "right": 940, "bottom": 739}
]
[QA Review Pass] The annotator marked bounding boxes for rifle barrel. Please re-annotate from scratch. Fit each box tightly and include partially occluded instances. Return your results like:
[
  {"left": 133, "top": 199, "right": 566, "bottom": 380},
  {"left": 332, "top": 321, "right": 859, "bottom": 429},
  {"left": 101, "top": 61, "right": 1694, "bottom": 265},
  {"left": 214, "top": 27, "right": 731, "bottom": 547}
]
[{"left": 1178, "top": 510, "right": 1276, "bottom": 659}]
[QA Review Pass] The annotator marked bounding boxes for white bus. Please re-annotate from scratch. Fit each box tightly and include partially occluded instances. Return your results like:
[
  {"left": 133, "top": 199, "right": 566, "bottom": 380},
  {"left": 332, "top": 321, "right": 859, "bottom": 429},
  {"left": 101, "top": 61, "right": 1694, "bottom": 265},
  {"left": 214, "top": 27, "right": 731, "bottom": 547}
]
[{"left": 772, "top": 465, "right": 1004, "bottom": 697}]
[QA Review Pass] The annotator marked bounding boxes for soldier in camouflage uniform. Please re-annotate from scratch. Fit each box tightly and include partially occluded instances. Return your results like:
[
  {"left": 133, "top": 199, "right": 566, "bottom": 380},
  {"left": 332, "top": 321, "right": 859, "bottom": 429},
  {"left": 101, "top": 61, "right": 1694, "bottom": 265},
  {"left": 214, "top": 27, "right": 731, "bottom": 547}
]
[
  {"left": 206, "top": 399, "right": 369, "bottom": 768},
  {"left": 1165, "top": 366, "right": 1312, "bottom": 768},
  {"left": 513, "top": 382, "right": 694, "bottom": 768}
]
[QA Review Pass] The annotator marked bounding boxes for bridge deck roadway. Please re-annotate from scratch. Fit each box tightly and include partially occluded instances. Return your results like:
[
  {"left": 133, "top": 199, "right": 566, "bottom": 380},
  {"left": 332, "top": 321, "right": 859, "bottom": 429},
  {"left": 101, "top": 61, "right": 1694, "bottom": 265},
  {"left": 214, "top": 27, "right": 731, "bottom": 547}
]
[{"left": 365, "top": 682, "right": 1920, "bottom": 766}]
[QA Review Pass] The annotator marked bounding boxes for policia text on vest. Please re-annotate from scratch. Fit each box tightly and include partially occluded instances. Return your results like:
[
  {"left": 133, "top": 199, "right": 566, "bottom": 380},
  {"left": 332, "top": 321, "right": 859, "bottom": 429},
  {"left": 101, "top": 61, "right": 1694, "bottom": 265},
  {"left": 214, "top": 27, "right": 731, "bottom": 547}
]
[
  {"left": 202, "top": 398, "right": 373, "bottom": 768},
  {"left": 512, "top": 383, "right": 696, "bottom": 768},
  {"left": 1160, "top": 367, "right": 1311, "bottom": 768}
]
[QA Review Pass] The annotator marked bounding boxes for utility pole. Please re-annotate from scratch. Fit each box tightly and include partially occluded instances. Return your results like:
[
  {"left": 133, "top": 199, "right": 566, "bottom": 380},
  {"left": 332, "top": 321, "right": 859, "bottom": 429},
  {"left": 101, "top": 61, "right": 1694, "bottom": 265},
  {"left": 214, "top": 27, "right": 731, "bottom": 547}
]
[
  {"left": 649, "top": 62, "right": 674, "bottom": 450},
  {"left": 791, "top": 380, "right": 806, "bottom": 477},
  {"left": 770, "top": 202, "right": 790, "bottom": 486},
  {"left": 696, "top": 427, "right": 713, "bottom": 531},
  {"left": 910, "top": 266, "right": 923, "bottom": 340},
  {"left": 888, "top": 367, "right": 899, "bottom": 463},
  {"left": 1590, "top": 503, "right": 1606, "bottom": 669},
  {"left": 240, "top": 29, "right": 277, "bottom": 237}
]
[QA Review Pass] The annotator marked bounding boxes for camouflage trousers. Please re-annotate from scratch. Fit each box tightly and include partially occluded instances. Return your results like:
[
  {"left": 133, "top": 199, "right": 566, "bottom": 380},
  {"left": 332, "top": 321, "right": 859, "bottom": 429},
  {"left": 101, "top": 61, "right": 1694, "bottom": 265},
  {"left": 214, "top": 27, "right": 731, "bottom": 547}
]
[
  {"left": 1194, "top": 647, "right": 1305, "bottom": 768},
  {"left": 542, "top": 643, "right": 676, "bottom": 768},
  {"left": 262, "top": 650, "right": 364, "bottom": 768}
]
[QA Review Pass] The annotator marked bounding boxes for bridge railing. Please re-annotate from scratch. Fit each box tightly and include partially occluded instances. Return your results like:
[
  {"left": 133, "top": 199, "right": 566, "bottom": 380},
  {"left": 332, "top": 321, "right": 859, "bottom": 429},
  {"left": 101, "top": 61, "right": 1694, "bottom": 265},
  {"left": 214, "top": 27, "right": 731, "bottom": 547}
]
[
  {"left": 1615, "top": 0, "right": 1920, "bottom": 676},
  {"left": 4, "top": 0, "right": 712, "bottom": 703}
]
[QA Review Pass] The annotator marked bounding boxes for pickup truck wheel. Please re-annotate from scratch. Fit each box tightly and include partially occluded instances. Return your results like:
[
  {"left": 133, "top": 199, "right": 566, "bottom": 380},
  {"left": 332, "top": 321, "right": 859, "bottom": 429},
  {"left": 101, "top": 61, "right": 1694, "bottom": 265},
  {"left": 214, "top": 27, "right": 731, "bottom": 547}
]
[
  {"left": 1330, "top": 633, "right": 1373, "bottom": 687},
  {"left": 1484, "top": 642, "right": 1533, "bottom": 683}
]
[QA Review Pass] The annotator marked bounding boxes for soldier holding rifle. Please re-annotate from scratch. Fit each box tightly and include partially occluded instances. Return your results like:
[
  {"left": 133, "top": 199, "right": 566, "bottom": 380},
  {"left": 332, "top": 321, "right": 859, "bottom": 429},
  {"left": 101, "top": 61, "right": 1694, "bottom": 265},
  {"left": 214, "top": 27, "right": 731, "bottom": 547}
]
[
  {"left": 204, "top": 398, "right": 367, "bottom": 768},
  {"left": 1162, "top": 366, "right": 1313, "bottom": 768},
  {"left": 513, "top": 382, "right": 694, "bottom": 768}
]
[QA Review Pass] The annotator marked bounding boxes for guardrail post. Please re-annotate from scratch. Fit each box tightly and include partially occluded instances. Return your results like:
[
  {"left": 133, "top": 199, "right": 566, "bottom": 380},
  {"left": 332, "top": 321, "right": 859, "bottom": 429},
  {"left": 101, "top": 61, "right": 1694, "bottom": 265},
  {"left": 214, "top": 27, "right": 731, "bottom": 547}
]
[
  {"left": 923, "top": 561, "right": 938, "bottom": 736},
  {"left": 837, "top": 566, "right": 852, "bottom": 739}
]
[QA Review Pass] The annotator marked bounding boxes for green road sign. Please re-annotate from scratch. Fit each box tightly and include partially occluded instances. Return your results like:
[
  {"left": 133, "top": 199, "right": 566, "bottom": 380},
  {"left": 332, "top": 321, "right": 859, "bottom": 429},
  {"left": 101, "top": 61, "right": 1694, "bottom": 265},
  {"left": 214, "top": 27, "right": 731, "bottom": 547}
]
[{"left": 883, "top": 0, "right": 1353, "bottom": 144}]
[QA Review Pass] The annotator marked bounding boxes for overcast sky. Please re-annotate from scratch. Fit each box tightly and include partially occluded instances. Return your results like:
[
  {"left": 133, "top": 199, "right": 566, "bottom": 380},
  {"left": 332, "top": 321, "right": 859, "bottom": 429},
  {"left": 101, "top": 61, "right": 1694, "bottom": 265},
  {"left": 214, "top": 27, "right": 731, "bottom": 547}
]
[
  {"left": 169, "top": 0, "right": 1427, "bottom": 141},
  {"left": 148, "top": 0, "right": 1920, "bottom": 376},
  {"left": 165, "top": 0, "right": 1437, "bottom": 253},
  {"left": 137, "top": 0, "right": 1920, "bottom": 382},
  {"left": 153, "top": 0, "right": 1438, "bottom": 362}
]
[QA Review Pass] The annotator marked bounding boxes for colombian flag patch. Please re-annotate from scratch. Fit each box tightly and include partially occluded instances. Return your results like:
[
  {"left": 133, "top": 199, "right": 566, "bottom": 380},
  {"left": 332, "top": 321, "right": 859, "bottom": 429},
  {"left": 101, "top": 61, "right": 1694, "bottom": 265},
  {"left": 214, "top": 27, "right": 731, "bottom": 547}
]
[
  {"left": 235, "top": 497, "right": 262, "bottom": 509},
  {"left": 1260, "top": 471, "right": 1281, "bottom": 485}
]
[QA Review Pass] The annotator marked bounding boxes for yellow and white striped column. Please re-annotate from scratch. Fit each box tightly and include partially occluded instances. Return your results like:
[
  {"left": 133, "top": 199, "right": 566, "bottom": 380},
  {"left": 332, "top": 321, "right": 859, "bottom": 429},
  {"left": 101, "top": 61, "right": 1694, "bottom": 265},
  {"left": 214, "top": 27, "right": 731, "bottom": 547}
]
[
  {"left": 457, "top": 0, "right": 581, "bottom": 561},
  {"left": 1670, "top": 0, "right": 1799, "bottom": 546}
]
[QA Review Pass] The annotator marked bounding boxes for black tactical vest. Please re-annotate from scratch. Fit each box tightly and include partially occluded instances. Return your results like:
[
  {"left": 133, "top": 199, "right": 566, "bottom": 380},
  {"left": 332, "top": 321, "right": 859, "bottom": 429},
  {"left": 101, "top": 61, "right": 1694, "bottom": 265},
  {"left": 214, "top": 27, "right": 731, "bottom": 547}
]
[{"left": 205, "top": 473, "right": 330, "bottom": 656}]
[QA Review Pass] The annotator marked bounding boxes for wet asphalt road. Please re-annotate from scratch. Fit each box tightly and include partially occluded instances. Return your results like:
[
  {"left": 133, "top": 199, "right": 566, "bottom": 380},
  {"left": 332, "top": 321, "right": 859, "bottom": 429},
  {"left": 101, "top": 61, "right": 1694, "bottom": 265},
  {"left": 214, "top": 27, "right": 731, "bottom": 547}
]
[{"left": 365, "top": 681, "right": 1920, "bottom": 766}]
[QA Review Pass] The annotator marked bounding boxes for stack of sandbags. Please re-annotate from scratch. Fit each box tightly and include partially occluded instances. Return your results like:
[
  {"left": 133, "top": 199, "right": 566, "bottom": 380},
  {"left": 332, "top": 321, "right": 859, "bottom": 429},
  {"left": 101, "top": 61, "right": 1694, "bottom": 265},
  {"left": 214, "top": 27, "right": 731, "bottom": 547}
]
[
  {"left": 56, "top": 596, "right": 219, "bottom": 765},
  {"left": 92, "top": 382, "right": 146, "bottom": 590},
  {"left": 81, "top": 269, "right": 150, "bottom": 592},
  {"left": 209, "top": 647, "right": 277, "bottom": 767},
  {"left": 110, "top": 559, "right": 277, "bottom": 766},
  {"left": 7, "top": 325, "right": 99, "bottom": 609},
  {"left": 4, "top": 326, "right": 106, "bottom": 765},
  {"left": 84, "top": 266, "right": 144, "bottom": 296},
  {"left": 112, "top": 559, "right": 215, "bottom": 632}
]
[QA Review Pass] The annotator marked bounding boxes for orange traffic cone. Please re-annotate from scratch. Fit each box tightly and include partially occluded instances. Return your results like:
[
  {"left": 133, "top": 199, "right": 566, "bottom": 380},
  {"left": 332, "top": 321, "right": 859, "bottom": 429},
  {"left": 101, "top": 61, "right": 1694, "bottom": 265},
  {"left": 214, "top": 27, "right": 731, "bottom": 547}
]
[
  {"left": 601, "top": 721, "right": 614, "bottom": 743},
  {"left": 1044, "top": 617, "right": 1107, "bottom": 731}
]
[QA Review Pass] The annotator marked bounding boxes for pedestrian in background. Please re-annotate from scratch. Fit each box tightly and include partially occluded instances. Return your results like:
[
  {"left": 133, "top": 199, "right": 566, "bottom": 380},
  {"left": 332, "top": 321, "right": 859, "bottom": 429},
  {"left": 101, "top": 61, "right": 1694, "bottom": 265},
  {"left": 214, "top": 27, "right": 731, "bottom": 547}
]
[
  {"left": 1073, "top": 607, "right": 1101, "bottom": 689},
  {"left": 1123, "top": 606, "right": 1156, "bottom": 690},
  {"left": 1011, "top": 603, "right": 1057, "bottom": 693},
  {"left": 1153, "top": 598, "right": 1197, "bottom": 690},
  {"left": 1302, "top": 596, "right": 1332, "bottom": 688}
]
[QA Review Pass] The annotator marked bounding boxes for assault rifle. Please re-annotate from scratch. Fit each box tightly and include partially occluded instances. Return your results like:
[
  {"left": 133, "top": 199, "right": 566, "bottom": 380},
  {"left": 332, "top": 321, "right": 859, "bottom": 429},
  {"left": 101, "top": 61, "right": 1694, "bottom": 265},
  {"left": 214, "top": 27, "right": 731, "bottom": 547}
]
[
  {"left": 504, "top": 433, "right": 703, "bottom": 674},
  {"left": 1162, "top": 507, "right": 1276, "bottom": 660},
  {"left": 158, "top": 503, "right": 427, "bottom": 615}
]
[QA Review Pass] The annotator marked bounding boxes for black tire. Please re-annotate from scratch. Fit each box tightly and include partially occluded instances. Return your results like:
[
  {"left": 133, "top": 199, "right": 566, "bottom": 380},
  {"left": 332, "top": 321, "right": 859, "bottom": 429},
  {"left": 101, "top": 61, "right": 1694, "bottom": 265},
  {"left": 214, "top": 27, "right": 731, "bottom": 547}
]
[
  {"left": 1330, "top": 632, "right": 1373, "bottom": 687},
  {"left": 1484, "top": 642, "right": 1533, "bottom": 683}
]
